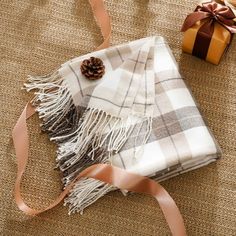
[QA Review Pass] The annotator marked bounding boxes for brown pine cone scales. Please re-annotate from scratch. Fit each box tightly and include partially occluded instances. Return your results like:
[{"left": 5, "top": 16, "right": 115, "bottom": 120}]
[{"left": 80, "top": 57, "right": 105, "bottom": 80}]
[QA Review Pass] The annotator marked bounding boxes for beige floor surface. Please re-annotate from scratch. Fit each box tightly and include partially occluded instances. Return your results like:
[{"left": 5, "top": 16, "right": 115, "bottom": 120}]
[{"left": 1, "top": 0, "right": 236, "bottom": 235}]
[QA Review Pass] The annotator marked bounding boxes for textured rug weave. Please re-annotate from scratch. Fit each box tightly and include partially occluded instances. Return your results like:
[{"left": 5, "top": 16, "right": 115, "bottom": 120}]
[{"left": 1, "top": 0, "right": 235, "bottom": 235}]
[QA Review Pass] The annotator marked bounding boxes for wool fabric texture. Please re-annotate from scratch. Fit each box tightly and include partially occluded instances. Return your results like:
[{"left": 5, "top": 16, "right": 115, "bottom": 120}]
[{"left": 25, "top": 36, "right": 221, "bottom": 214}]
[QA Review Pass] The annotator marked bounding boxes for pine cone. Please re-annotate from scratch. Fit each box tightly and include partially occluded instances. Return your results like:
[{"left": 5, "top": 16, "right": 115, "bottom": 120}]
[{"left": 80, "top": 57, "right": 105, "bottom": 80}]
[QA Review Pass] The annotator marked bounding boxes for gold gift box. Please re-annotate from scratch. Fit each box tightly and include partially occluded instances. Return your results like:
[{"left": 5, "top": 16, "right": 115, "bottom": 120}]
[{"left": 182, "top": 20, "right": 231, "bottom": 65}]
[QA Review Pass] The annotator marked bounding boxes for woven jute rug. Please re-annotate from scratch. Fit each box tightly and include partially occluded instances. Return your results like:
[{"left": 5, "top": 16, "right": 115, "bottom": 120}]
[{"left": 1, "top": 0, "right": 235, "bottom": 235}]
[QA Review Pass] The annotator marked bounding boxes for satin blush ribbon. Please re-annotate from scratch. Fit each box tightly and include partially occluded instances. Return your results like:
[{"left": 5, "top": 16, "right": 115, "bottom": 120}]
[
  {"left": 12, "top": 103, "right": 187, "bottom": 236},
  {"left": 89, "top": 0, "right": 111, "bottom": 50},
  {"left": 12, "top": 0, "right": 187, "bottom": 235}
]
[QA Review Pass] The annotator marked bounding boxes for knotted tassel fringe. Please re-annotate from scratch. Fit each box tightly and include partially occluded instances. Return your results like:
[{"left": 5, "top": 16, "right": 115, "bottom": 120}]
[
  {"left": 24, "top": 71, "right": 153, "bottom": 214},
  {"left": 64, "top": 178, "right": 115, "bottom": 214},
  {"left": 55, "top": 108, "right": 137, "bottom": 179},
  {"left": 24, "top": 71, "right": 81, "bottom": 140},
  {"left": 61, "top": 114, "right": 153, "bottom": 213}
]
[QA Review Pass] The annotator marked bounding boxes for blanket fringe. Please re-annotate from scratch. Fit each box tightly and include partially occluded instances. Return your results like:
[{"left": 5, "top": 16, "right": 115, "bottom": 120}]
[
  {"left": 55, "top": 108, "right": 136, "bottom": 175},
  {"left": 24, "top": 71, "right": 82, "bottom": 140},
  {"left": 24, "top": 71, "right": 153, "bottom": 214},
  {"left": 64, "top": 178, "right": 114, "bottom": 214}
]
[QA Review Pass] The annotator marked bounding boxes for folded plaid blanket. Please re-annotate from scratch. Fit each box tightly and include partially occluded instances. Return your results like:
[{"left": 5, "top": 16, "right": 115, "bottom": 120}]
[{"left": 25, "top": 36, "right": 221, "bottom": 214}]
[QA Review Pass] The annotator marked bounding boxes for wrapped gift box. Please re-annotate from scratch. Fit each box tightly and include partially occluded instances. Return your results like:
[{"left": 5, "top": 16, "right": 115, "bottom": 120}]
[{"left": 181, "top": 0, "right": 236, "bottom": 64}]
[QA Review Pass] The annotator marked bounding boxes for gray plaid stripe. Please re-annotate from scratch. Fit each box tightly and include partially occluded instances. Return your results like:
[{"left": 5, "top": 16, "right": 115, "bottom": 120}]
[
  {"left": 155, "top": 70, "right": 181, "bottom": 82},
  {"left": 68, "top": 64, "right": 84, "bottom": 97},
  {"left": 129, "top": 58, "right": 146, "bottom": 64},
  {"left": 155, "top": 77, "right": 182, "bottom": 85},
  {"left": 152, "top": 99, "right": 179, "bottom": 166},
  {"left": 105, "top": 45, "right": 132, "bottom": 70},
  {"left": 105, "top": 49, "right": 122, "bottom": 69},
  {"left": 116, "top": 47, "right": 124, "bottom": 62},
  {"left": 119, "top": 49, "right": 142, "bottom": 115},
  {"left": 120, "top": 106, "right": 203, "bottom": 151},
  {"left": 153, "top": 156, "right": 219, "bottom": 182},
  {"left": 144, "top": 71, "right": 147, "bottom": 115},
  {"left": 118, "top": 152, "right": 126, "bottom": 169},
  {"left": 118, "top": 113, "right": 205, "bottom": 168},
  {"left": 133, "top": 102, "right": 153, "bottom": 105},
  {"left": 88, "top": 94, "right": 131, "bottom": 108},
  {"left": 72, "top": 104, "right": 203, "bottom": 153},
  {"left": 72, "top": 76, "right": 190, "bottom": 109}
]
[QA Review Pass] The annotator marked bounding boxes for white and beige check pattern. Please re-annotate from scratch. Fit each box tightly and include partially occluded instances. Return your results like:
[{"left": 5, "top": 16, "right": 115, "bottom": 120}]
[
  {"left": 61, "top": 37, "right": 155, "bottom": 119},
  {"left": 59, "top": 36, "right": 221, "bottom": 180},
  {"left": 27, "top": 36, "right": 222, "bottom": 213}
]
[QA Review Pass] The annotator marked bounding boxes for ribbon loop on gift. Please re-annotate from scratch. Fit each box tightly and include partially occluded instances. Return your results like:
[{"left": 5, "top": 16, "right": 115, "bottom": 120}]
[
  {"left": 181, "top": 1, "right": 236, "bottom": 33},
  {"left": 181, "top": 0, "right": 236, "bottom": 60}
]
